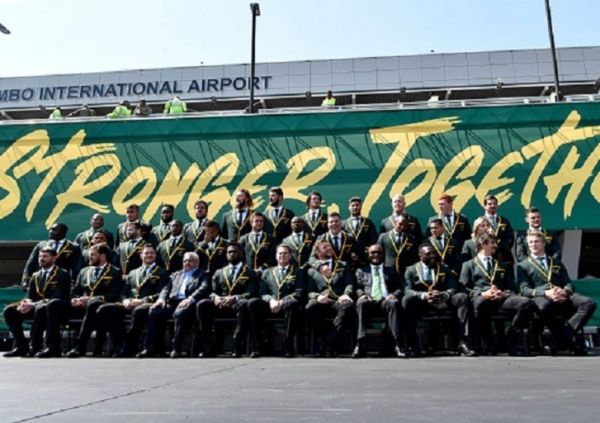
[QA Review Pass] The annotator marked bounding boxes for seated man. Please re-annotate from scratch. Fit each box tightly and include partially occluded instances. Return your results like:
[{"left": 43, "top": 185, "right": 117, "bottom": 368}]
[
  {"left": 156, "top": 220, "right": 195, "bottom": 274},
  {"left": 305, "top": 240, "right": 355, "bottom": 357},
  {"left": 403, "top": 243, "right": 476, "bottom": 357},
  {"left": 353, "top": 244, "right": 405, "bottom": 358},
  {"left": 248, "top": 244, "right": 305, "bottom": 358},
  {"left": 97, "top": 243, "right": 169, "bottom": 357},
  {"left": 517, "top": 231, "right": 597, "bottom": 355},
  {"left": 138, "top": 252, "right": 209, "bottom": 358},
  {"left": 4, "top": 247, "right": 71, "bottom": 358},
  {"left": 197, "top": 243, "right": 259, "bottom": 358},
  {"left": 66, "top": 244, "right": 122, "bottom": 357},
  {"left": 460, "top": 234, "right": 534, "bottom": 355}
]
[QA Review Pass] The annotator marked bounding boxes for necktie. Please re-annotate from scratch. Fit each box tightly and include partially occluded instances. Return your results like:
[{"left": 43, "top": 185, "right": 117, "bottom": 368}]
[
  {"left": 311, "top": 211, "right": 317, "bottom": 223},
  {"left": 237, "top": 210, "right": 243, "bottom": 225},
  {"left": 41, "top": 270, "right": 49, "bottom": 286},
  {"left": 296, "top": 233, "right": 302, "bottom": 244},
  {"left": 230, "top": 266, "right": 237, "bottom": 281},
  {"left": 372, "top": 266, "right": 383, "bottom": 301},
  {"left": 427, "top": 267, "right": 435, "bottom": 283},
  {"left": 170, "top": 237, "right": 177, "bottom": 248},
  {"left": 486, "top": 257, "right": 492, "bottom": 273},
  {"left": 537, "top": 257, "right": 548, "bottom": 271},
  {"left": 50, "top": 240, "right": 57, "bottom": 251},
  {"left": 353, "top": 218, "right": 360, "bottom": 230},
  {"left": 254, "top": 233, "right": 260, "bottom": 245},
  {"left": 445, "top": 215, "right": 452, "bottom": 228},
  {"left": 438, "top": 237, "right": 444, "bottom": 249},
  {"left": 279, "top": 267, "right": 286, "bottom": 280},
  {"left": 273, "top": 208, "right": 280, "bottom": 219},
  {"left": 490, "top": 216, "right": 497, "bottom": 228},
  {"left": 93, "top": 266, "right": 101, "bottom": 282},
  {"left": 333, "top": 236, "right": 340, "bottom": 252}
]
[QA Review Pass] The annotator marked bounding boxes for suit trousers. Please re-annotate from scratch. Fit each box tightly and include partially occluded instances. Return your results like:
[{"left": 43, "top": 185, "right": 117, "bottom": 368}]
[
  {"left": 533, "top": 293, "right": 597, "bottom": 334},
  {"left": 355, "top": 296, "right": 402, "bottom": 343},
  {"left": 97, "top": 302, "right": 152, "bottom": 355},
  {"left": 248, "top": 297, "right": 300, "bottom": 354},
  {"left": 70, "top": 298, "right": 106, "bottom": 354},
  {"left": 305, "top": 299, "right": 356, "bottom": 353},
  {"left": 196, "top": 298, "right": 250, "bottom": 354}
]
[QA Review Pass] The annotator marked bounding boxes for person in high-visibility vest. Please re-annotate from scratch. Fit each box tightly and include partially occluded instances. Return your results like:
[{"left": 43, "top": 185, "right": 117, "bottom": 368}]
[
  {"left": 107, "top": 101, "right": 131, "bottom": 119},
  {"left": 164, "top": 96, "right": 187, "bottom": 114},
  {"left": 321, "top": 90, "right": 336, "bottom": 107},
  {"left": 49, "top": 107, "right": 63, "bottom": 119}
]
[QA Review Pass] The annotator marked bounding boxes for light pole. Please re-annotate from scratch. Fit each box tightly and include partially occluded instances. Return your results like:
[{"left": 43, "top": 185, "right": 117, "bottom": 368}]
[
  {"left": 0, "top": 22, "right": 10, "bottom": 35},
  {"left": 544, "top": 0, "right": 561, "bottom": 101},
  {"left": 249, "top": 3, "right": 260, "bottom": 113}
]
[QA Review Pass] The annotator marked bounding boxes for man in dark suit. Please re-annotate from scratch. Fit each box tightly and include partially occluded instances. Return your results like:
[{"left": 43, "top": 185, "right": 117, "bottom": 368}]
[
  {"left": 239, "top": 212, "right": 276, "bottom": 276},
  {"left": 115, "top": 203, "right": 151, "bottom": 248},
  {"left": 22, "top": 222, "right": 81, "bottom": 290},
  {"left": 151, "top": 204, "right": 175, "bottom": 244},
  {"left": 74, "top": 213, "right": 115, "bottom": 249},
  {"left": 426, "top": 218, "right": 461, "bottom": 276},
  {"left": 221, "top": 189, "right": 254, "bottom": 242},
  {"left": 248, "top": 244, "right": 305, "bottom": 357},
  {"left": 353, "top": 244, "right": 405, "bottom": 358},
  {"left": 156, "top": 220, "right": 195, "bottom": 274},
  {"left": 196, "top": 243, "right": 259, "bottom": 357},
  {"left": 426, "top": 194, "right": 471, "bottom": 251},
  {"left": 301, "top": 191, "right": 328, "bottom": 237},
  {"left": 263, "top": 186, "right": 295, "bottom": 244},
  {"left": 515, "top": 207, "right": 562, "bottom": 262},
  {"left": 79, "top": 230, "right": 114, "bottom": 270},
  {"left": 459, "top": 234, "right": 534, "bottom": 355},
  {"left": 183, "top": 199, "right": 211, "bottom": 245},
  {"left": 281, "top": 217, "right": 314, "bottom": 268},
  {"left": 517, "top": 231, "right": 596, "bottom": 355},
  {"left": 115, "top": 222, "right": 145, "bottom": 279},
  {"left": 377, "top": 213, "right": 418, "bottom": 278},
  {"left": 66, "top": 244, "right": 122, "bottom": 358},
  {"left": 196, "top": 220, "right": 229, "bottom": 276},
  {"left": 97, "top": 243, "right": 169, "bottom": 357},
  {"left": 312, "top": 212, "right": 358, "bottom": 268},
  {"left": 379, "top": 194, "right": 423, "bottom": 245},
  {"left": 138, "top": 252, "right": 210, "bottom": 358},
  {"left": 478, "top": 195, "right": 515, "bottom": 266},
  {"left": 403, "top": 243, "right": 475, "bottom": 357},
  {"left": 343, "top": 197, "right": 378, "bottom": 264},
  {"left": 305, "top": 240, "right": 355, "bottom": 357},
  {"left": 4, "top": 247, "right": 71, "bottom": 358}
]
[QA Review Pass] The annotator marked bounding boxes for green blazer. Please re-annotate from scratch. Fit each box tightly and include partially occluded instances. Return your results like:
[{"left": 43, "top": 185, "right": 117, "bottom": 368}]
[
  {"left": 280, "top": 232, "right": 315, "bottom": 268},
  {"left": 239, "top": 232, "right": 276, "bottom": 271},
  {"left": 404, "top": 262, "right": 457, "bottom": 299},
  {"left": 221, "top": 209, "right": 253, "bottom": 242},
  {"left": 122, "top": 264, "right": 169, "bottom": 303},
  {"left": 259, "top": 264, "right": 305, "bottom": 303},
  {"left": 459, "top": 257, "right": 515, "bottom": 297},
  {"left": 379, "top": 213, "right": 423, "bottom": 245},
  {"left": 377, "top": 230, "right": 418, "bottom": 278},
  {"left": 517, "top": 256, "right": 572, "bottom": 298},
  {"left": 306, "top": 260, "right": 354, "bottom": 300},
  {"left": 210, "top": 264, "right": 259, "bottom": 300},
  {"left": 263, "top": 206, "right": 295, "bottom": 244},
  {"left": 72, "top": 264, "right": 122, "bottom": 303},
  {"left": 302, "top": 209, "right": 328, "bottom": 237},
  {"left": 515, "top": 229, "right": 561, "bottom": 262},
  {"left": 156, "top": 237, "right": 195, "bottom": 274},
  {"left": 27, "top": 266, "right": 71, "bottom": 303}
]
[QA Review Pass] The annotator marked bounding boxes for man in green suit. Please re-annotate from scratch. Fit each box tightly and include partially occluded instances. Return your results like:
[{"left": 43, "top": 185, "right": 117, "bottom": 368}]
[
  {"left": 280, "top": 217, "right": 315, "bottom": 268},
  {"left": 379, "top": 193, "right": 423, "bottom": 245},
  {"left": 460, "top": 233, "right": 534, "bottom": 355},
  {"left": 156, "top": 220, "right": 195, "bottom": 274},
  {"left": 403, "top": 243, "right": 475, "bottom": 357},
  {"left": 515, "top": 207, "right": 562, "bottom": 262},
  {"left": 183, "top": 199, "right": 211, "bottom": 244},
  {"left": 342, "top": 197, "right": 378, "bottom": 265},
  {"left": 151, "top": 204, "right": 175, "bottom": 244},
  {"left": 517, "top": 231, "right": 596, "bottom": 355},
  {"left": 301, "top": 191, "right": 328, "bottom": 237},
  {"left": 263, "top": 186, "right": 295, "bottom": 244},
  {"left": 196, "top": 220, "right": 229, "bottom": 276},
  {"left": 305, "top": 240, "right": 355, "bottom": 357},
  {"left": 239, "top": 212, "right": 276, "bottom": 276},
  {"left": 378, "top": 213, "right": 418, "bottom": 278},
  {"left": 426, "top": 194, "right": 471, "bottom": 251},
  {"left": 221, "top": 189, "right": 254, "bottom": 242},
  {"left": 248, "top": 244, "right": 305, "bottom": 357}
]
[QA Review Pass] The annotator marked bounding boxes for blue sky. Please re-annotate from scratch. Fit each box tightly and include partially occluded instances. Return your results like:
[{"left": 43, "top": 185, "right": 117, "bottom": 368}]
[{"left": 1, "top": 0, "right": 599, "bottom": 77}]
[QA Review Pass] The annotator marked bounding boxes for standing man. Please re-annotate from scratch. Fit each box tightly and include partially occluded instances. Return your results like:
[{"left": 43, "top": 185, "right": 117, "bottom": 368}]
[
  {"left": 239, "top": 212, "right": 276, "bottom": 276},
  {"left": 263, "top": 186, "right": 295, "bottom": 244},
  {"left": 196, "top": 220, "right": 229, "bottom": 276},
  {"left": 479, "top": 195, "right": 515, "bottom": 266},
  {"left": 518, "top": 231, "right": 596, "bottom": 355},
  {"left": 74, "top": 213, "right": 115, "bottom": 249},
  {"left": 515, "top": 207, "right": 562, "bottom": 262},
  {"left": 305, "top": 240, "right": 355, "bottom": 357},
  {"left": 313, "top": 212, "right": 357, "bottom": 267},
  {"left": 4, "top": 247, "right": 71, "bottom": 358},
  {"left": 302, "top": 191, "right": 328, "bottom": 237},
  {"left": 281, "top": 217, "right": 314, "bottom": 268},
  {"left": 343, "top": 197, "right": 378, "bottom": 264},
  {"left": 184, "top": 200, "right": 211, "bottom": 245},
  {"left": 460, "top": 234, "right": 534, "bottom": 355},
  {"left": 98, "top": 244, "right": 169, "bottom": 357},
  {"left": 115, "top": 204, "right": 149, "bottom": 247},
  {"left": 66, "top": 244, "right": 122, "bottom": 358},
  {"left": 403, "top": 244, "right": 476, "bottom": 357},
  {"left": 427, "top": 194, "right": 472, "bottom": 251},
  {"left": 133, "top": 99, "right": 152, "bottom": 117},
  {"left": 22, "top": 222, "right": 81, "bottom": 290},
  {"left": 248, "top": 245, "right": 305, "bottom": 357},
  {"left": 164, "top": 96, "right": 187, "bottom": 114},
  {"left": 152, "top": 204, "right": 175, "bottom": 243},
  {"left": 197, "top": 244, "right": 258, "bottom": 357},
  {"left": 377, "top": 214, "right": 419, "bottom": 278},
  {"left": 139, "top": 252, "right": 209, "bottom": 358},
  {"left": 321, "top": 90, "right": 336, "bottom": 107},
  {"left": 115, "top": 222, "right": 145, "bottom": 278},
  {"left": 221, "top": 189, "right": 254, "bottom": 242},
  {"left": 353, "top": 244, "right": 405, "bottom": 358},
  {"left": 156, "top": 220, "right": 195, "bottom": 274},
  {"left": 379, "top": 194, "right": 423, "bottom": 245},
  {"left": 426, "top": 218, "right": 461, "bottom": 276}
]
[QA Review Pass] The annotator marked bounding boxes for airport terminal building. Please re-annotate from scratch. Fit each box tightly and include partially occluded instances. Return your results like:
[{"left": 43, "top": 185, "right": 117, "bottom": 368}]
[{"left": 0, "top": 46, "right": 599, "bottom": 285}]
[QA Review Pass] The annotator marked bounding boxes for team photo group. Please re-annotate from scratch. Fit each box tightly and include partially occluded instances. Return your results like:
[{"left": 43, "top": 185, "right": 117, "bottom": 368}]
[{"left": 4, "top": 187, "right": 596, "bottom": 359}]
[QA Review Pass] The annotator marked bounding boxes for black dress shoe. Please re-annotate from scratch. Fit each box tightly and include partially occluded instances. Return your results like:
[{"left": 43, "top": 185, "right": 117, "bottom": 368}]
[
  {"left": 170, "top": 350, "right": 181, "bottom": 359},
  {"left": 66, "top": 349, "right": 82, "bottom": 358},
  {"left": 352, "top": 345, "right": 366, "bottom": 359},
  {"left": 3, "top": 347, "right": 28, "bottom": 358},
  {"left": 250, "top": 351, "right": 260, "bottom": 359},
  {"left": 136, "top": 349, "right": 156, "bottom": 358},
  {"left": 35, "top": 348, "right": 62, "bottom": 358},
  {"left": 198, "top": 350, "right": 216, "bottom": 358},
  {"left": 394, "top": 346, "right": 407, "bottom": 358},
  {"left": 25, "top": 349, "right": 39, "bottom": 358},
  {"left": 457, "top": 341, "right": 477, "bottom": 357},
  {"left": 231, "top": 351, "right": 242, "bottom": 358},
  {"left": 284, "top": 351, "right": 296, "bottom": 358}
]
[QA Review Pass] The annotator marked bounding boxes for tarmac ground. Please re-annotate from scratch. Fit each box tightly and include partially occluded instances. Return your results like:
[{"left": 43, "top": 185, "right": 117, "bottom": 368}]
[{"left": 1, "top": 354, "right": 600, "bottom": 422}]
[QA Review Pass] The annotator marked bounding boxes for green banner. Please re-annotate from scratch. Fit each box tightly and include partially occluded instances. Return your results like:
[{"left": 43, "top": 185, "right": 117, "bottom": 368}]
[{"left": 0, "top": 102, "right": 599, "bottom": 241}]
